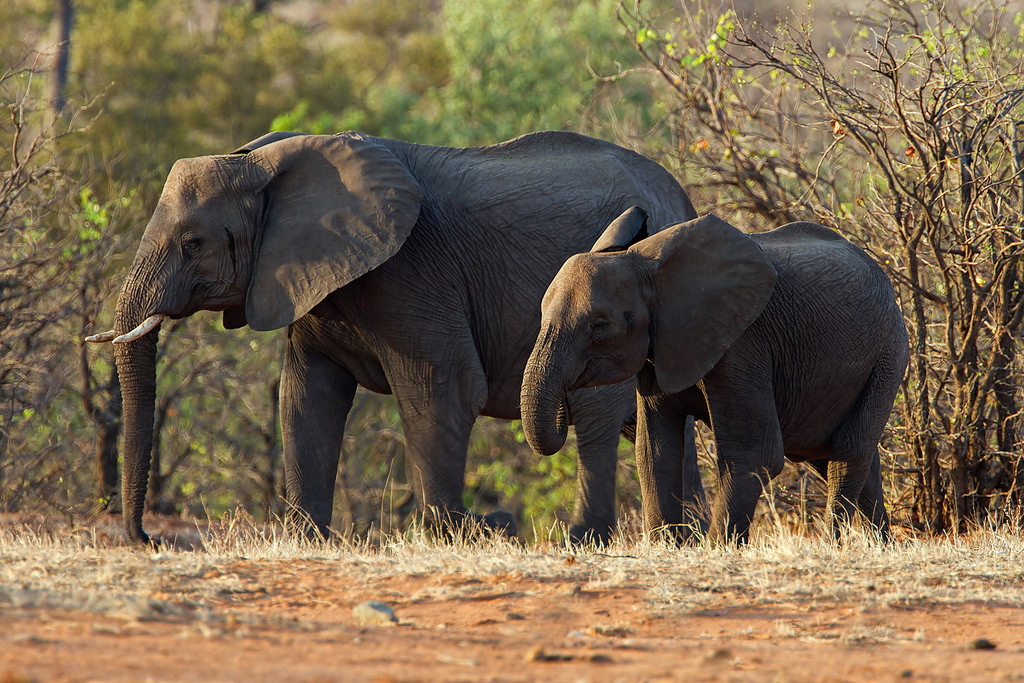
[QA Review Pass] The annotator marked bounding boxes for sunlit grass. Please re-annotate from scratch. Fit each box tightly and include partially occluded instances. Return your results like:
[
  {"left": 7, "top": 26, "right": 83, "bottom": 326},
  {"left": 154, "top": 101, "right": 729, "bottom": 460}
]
[{"left": 2, "top": 510, "right": 1023, "bottom": 625}]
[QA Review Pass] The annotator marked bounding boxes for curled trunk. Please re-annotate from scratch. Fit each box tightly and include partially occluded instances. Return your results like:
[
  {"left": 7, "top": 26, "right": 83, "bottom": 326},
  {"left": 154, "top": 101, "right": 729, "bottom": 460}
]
[{"left": 521, "top": 353, "right": 573, "bottom": 456}]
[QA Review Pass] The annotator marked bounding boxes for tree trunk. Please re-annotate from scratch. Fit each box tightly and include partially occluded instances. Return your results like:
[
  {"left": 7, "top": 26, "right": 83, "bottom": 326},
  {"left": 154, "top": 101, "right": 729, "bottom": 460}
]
[
  {"left": 50, "top": 0, "right": 73, "bottom": 118},
  {"left": 262, "top": 377, "right": 281, "bottom": 517}
]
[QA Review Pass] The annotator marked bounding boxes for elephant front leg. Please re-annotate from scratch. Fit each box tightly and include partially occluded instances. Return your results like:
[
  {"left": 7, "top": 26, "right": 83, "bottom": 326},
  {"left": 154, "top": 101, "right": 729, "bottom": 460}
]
[
  {"left": 280, "top": 336, "right": 357, "bottom": 541},
  {"left": 704, "top": 375, "right": 785, "bottom": 545},
  {"left": 635, "top": 390, "right": 706, "bottom": 543},
  {"left": 566, "top": 382, "right": 635, "bottom": 544},
  {"left": 709, "top": 458, "right": 772, "bottom": 544},
  {"left": 707, "top": 425, "right": 785, "bottom": 544}
]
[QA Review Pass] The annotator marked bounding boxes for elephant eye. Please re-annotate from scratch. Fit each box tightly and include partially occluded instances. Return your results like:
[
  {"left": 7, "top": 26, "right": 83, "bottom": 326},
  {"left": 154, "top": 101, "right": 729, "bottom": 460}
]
[
  {"left": 182, "top": 233, "right": 204, "bottom": 257},
  {"left": 591, "top": 317, "right": 611, "bottom": 340}
]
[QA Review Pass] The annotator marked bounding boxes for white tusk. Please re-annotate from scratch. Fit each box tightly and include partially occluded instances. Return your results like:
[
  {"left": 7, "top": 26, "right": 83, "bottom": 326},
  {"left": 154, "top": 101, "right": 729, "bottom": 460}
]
[
  {"left": 113, "top": 314, "right": 166, "bottom": 343},
  {"left": 85, "top": 330, "right": 118, "bottom": 343}
]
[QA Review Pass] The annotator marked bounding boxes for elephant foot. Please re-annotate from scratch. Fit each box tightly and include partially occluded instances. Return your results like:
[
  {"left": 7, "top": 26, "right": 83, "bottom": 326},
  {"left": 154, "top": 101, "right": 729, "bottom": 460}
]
[
  {"left": 124, "top": 530, "right": 162, "bottom": 549},
  {"left": 873, "top": 517, "right": 893, "bottom": 544},
  {"left": 567, "top": 523, "right": 614, "bottom": 547},
  {"left": 650, "top": 520, "right": 707, "bottom": 546},
  {"left": 426, "top": 507, "right": 518, "bottom": 542},
  {"left": 284, "top": 506, "right": 333, "bottom": 544},
  {"left": 481, "top": 510, "right": 518, "bottom": 539},
  {"left": 828, "top": 518, "right": 892, "bottom": 545}
]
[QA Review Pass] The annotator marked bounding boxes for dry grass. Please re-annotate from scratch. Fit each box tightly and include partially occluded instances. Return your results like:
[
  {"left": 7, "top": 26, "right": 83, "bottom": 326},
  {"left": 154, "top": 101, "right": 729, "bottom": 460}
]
[{"left": 2, "top": 512, "right": 1022, "bottom": 626}]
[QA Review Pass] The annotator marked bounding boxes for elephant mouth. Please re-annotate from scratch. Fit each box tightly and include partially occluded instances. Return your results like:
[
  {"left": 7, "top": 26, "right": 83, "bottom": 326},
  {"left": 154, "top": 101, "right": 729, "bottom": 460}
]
[
  {"left": 183, "top": 281, "right": 244, "bottom": 317},
  {"left": 572, "top": 356, "right": 608, "bottom": 391}
]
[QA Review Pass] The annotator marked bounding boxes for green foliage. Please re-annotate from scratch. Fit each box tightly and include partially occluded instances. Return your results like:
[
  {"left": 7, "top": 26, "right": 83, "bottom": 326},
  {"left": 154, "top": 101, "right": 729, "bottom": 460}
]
[
  {"left": 417, "top": 0, "right": 635, "bottom": 145},
  {"left": 464, "top": 420, "right": 578, "bottom": 536},
  {"left": 464, "top": 420, "right": 641, "bottom": 542},
  {"left": 68, "top": 189, "right": 133, "bottom": 258},
  {"left": 66, "top": 0, "right": 359, "bottom": 189},
  {"left": 270, "top": 0, "right": 641, "bottom": 147},
  {"left": 0, "top": 0, "right": 50, "bottom": 70}
]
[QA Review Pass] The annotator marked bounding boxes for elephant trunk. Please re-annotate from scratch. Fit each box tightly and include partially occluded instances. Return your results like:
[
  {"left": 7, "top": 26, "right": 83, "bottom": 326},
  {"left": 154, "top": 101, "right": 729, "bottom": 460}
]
[
  {"left": 112, "top": 265, "right": 163, "bottom": 544},
  {"left": 521, "top": 346, "right": 573, "bottom": 456}
]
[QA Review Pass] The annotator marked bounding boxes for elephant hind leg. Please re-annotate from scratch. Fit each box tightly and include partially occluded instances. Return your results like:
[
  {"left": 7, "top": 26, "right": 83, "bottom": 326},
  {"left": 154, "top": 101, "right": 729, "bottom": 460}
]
[
  {"left": 827, "top": 366, "right": 900, "bottom": 541},
  {"left": 824, "top": 448, "right": 890, "bottom": 542},
  {"left": 389, "top": 347, "right": 513, "bottom": 540},
  {"left": 858, "top": 452, "right": 890, "bottom": 539}
]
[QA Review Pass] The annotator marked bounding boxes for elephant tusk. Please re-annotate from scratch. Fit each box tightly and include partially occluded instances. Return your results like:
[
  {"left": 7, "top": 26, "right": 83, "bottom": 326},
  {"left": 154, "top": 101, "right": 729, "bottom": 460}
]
[
  {"left": 113, "top": 314, "right": 166, "bottom": 343},
  {"left": 84, "top": 330, "right": 118, "bottom": 343}
]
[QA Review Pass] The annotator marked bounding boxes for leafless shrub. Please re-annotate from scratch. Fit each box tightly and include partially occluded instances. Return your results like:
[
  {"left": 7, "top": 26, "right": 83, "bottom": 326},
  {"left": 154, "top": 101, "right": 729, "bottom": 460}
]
[
  {"left": 620, "top": 0, "right": 1024, "bottom": 531},
  {"left": 1, "top": 53, "right": 124, "bottom": 515}
]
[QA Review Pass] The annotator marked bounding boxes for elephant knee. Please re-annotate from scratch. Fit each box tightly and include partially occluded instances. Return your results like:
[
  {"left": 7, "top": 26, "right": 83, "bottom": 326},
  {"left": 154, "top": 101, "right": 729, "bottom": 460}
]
[{"left": 763, "top": 436, "right": 785, "bottom": 479}]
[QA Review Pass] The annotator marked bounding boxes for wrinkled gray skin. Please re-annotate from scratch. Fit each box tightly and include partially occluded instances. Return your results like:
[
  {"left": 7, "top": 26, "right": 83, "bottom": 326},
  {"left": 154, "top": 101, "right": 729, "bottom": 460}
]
[
  {"left": 522, "top": 208, "right": 908, "bottom": 543},
  {"left": 94, "top": 131, "right": 697, "bottom": 545}
]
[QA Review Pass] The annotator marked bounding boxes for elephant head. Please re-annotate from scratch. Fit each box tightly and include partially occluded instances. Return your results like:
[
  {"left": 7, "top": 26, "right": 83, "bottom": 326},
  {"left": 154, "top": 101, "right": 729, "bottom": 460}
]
[
  {"left": 521, "top": 207, "right": 778, "bottom": 455},
  {"left": 86, "top": 132, "right": 424, "bottom": 543}
]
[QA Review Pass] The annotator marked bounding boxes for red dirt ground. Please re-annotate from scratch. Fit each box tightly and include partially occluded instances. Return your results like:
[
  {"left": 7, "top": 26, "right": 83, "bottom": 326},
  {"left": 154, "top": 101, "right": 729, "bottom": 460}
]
[{"left": 2, "top": 516, "right": 1023, "bottom": 682}]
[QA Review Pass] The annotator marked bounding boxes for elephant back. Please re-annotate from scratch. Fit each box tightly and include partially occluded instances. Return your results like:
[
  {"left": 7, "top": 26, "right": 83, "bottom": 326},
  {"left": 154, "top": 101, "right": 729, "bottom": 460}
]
[
  {"left": 753, "top": 222, "right": 890, "bottom": 288},
  {"left": 751, "top": 221, "right": 902, "bottom": 379},
  {"left": 374, "top": 131, "right": 696, "bottom": 240}
]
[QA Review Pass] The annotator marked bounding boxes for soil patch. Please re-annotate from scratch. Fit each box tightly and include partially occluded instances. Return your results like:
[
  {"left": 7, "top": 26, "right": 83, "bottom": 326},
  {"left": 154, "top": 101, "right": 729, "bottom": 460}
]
[{"left": 2, "top": 515, "right": 1023, "bottom": 682}]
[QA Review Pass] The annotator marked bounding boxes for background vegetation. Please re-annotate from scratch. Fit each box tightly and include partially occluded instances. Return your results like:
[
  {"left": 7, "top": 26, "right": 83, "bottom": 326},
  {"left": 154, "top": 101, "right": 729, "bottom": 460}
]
[{"left": 2, "top": 0, "right": 1022, "bottom": 540}]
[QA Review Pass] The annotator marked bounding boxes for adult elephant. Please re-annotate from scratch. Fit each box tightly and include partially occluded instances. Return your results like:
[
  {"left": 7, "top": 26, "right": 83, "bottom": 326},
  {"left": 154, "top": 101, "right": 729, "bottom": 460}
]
[
  {"left": 521, "top": 208, "right": 908, "bottom": 543},
  {"left": 86, "top": 131, "right": 697, "bottom": 545}
]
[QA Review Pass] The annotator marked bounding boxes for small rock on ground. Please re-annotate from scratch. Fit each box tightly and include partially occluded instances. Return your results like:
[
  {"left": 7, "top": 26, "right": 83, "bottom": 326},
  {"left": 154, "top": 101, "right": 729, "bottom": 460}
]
[{"left": 352, "top": 601, "right": 398, "bottom": 627}]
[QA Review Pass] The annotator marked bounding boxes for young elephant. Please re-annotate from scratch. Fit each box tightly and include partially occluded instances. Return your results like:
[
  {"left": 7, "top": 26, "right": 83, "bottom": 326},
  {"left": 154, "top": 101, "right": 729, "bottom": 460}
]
[{"left": 521, "top": 207, "right": 908, "bottom": 543}]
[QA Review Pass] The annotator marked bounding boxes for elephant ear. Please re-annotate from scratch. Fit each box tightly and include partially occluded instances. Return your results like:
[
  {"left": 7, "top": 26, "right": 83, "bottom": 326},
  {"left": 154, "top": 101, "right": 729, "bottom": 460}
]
[
  {"left": 244, "top": 132, "right": 424, "bottom": 331},
  {"left": 591, "top": 206, "right": 649, "bottom": 253},
  {"left": 632, "top": 214, "right": 778, "bottom": 394}
]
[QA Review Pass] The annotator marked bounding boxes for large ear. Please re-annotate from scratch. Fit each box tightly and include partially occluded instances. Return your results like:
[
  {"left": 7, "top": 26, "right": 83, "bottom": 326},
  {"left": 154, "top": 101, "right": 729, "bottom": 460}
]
[
  {"left": 591, "top": 206, "right": 649, "bottom": 253},
  {"left": 632, "top": 214, "right": 778, "bottom": 393},
  {"left": 243, "top": 133, "right": 424, "bottom": 331},
  {"left": 222, "top": 131, "right": 310, "bottom": 328}
]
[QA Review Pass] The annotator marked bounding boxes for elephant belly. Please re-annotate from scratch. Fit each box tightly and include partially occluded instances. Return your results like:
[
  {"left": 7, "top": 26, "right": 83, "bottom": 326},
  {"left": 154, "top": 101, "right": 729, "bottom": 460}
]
[
  {"left": 782, "top": 445, "right": 833, "bottom": 462},
  {"left": 298, "top": 314, "right": 393, "bottom": 394},
  {"left": 481, "top": 385, "right": 524, "bottom": 421},
  {"left": 774, "top": 369, "right": 870, "bottom": 456}
]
